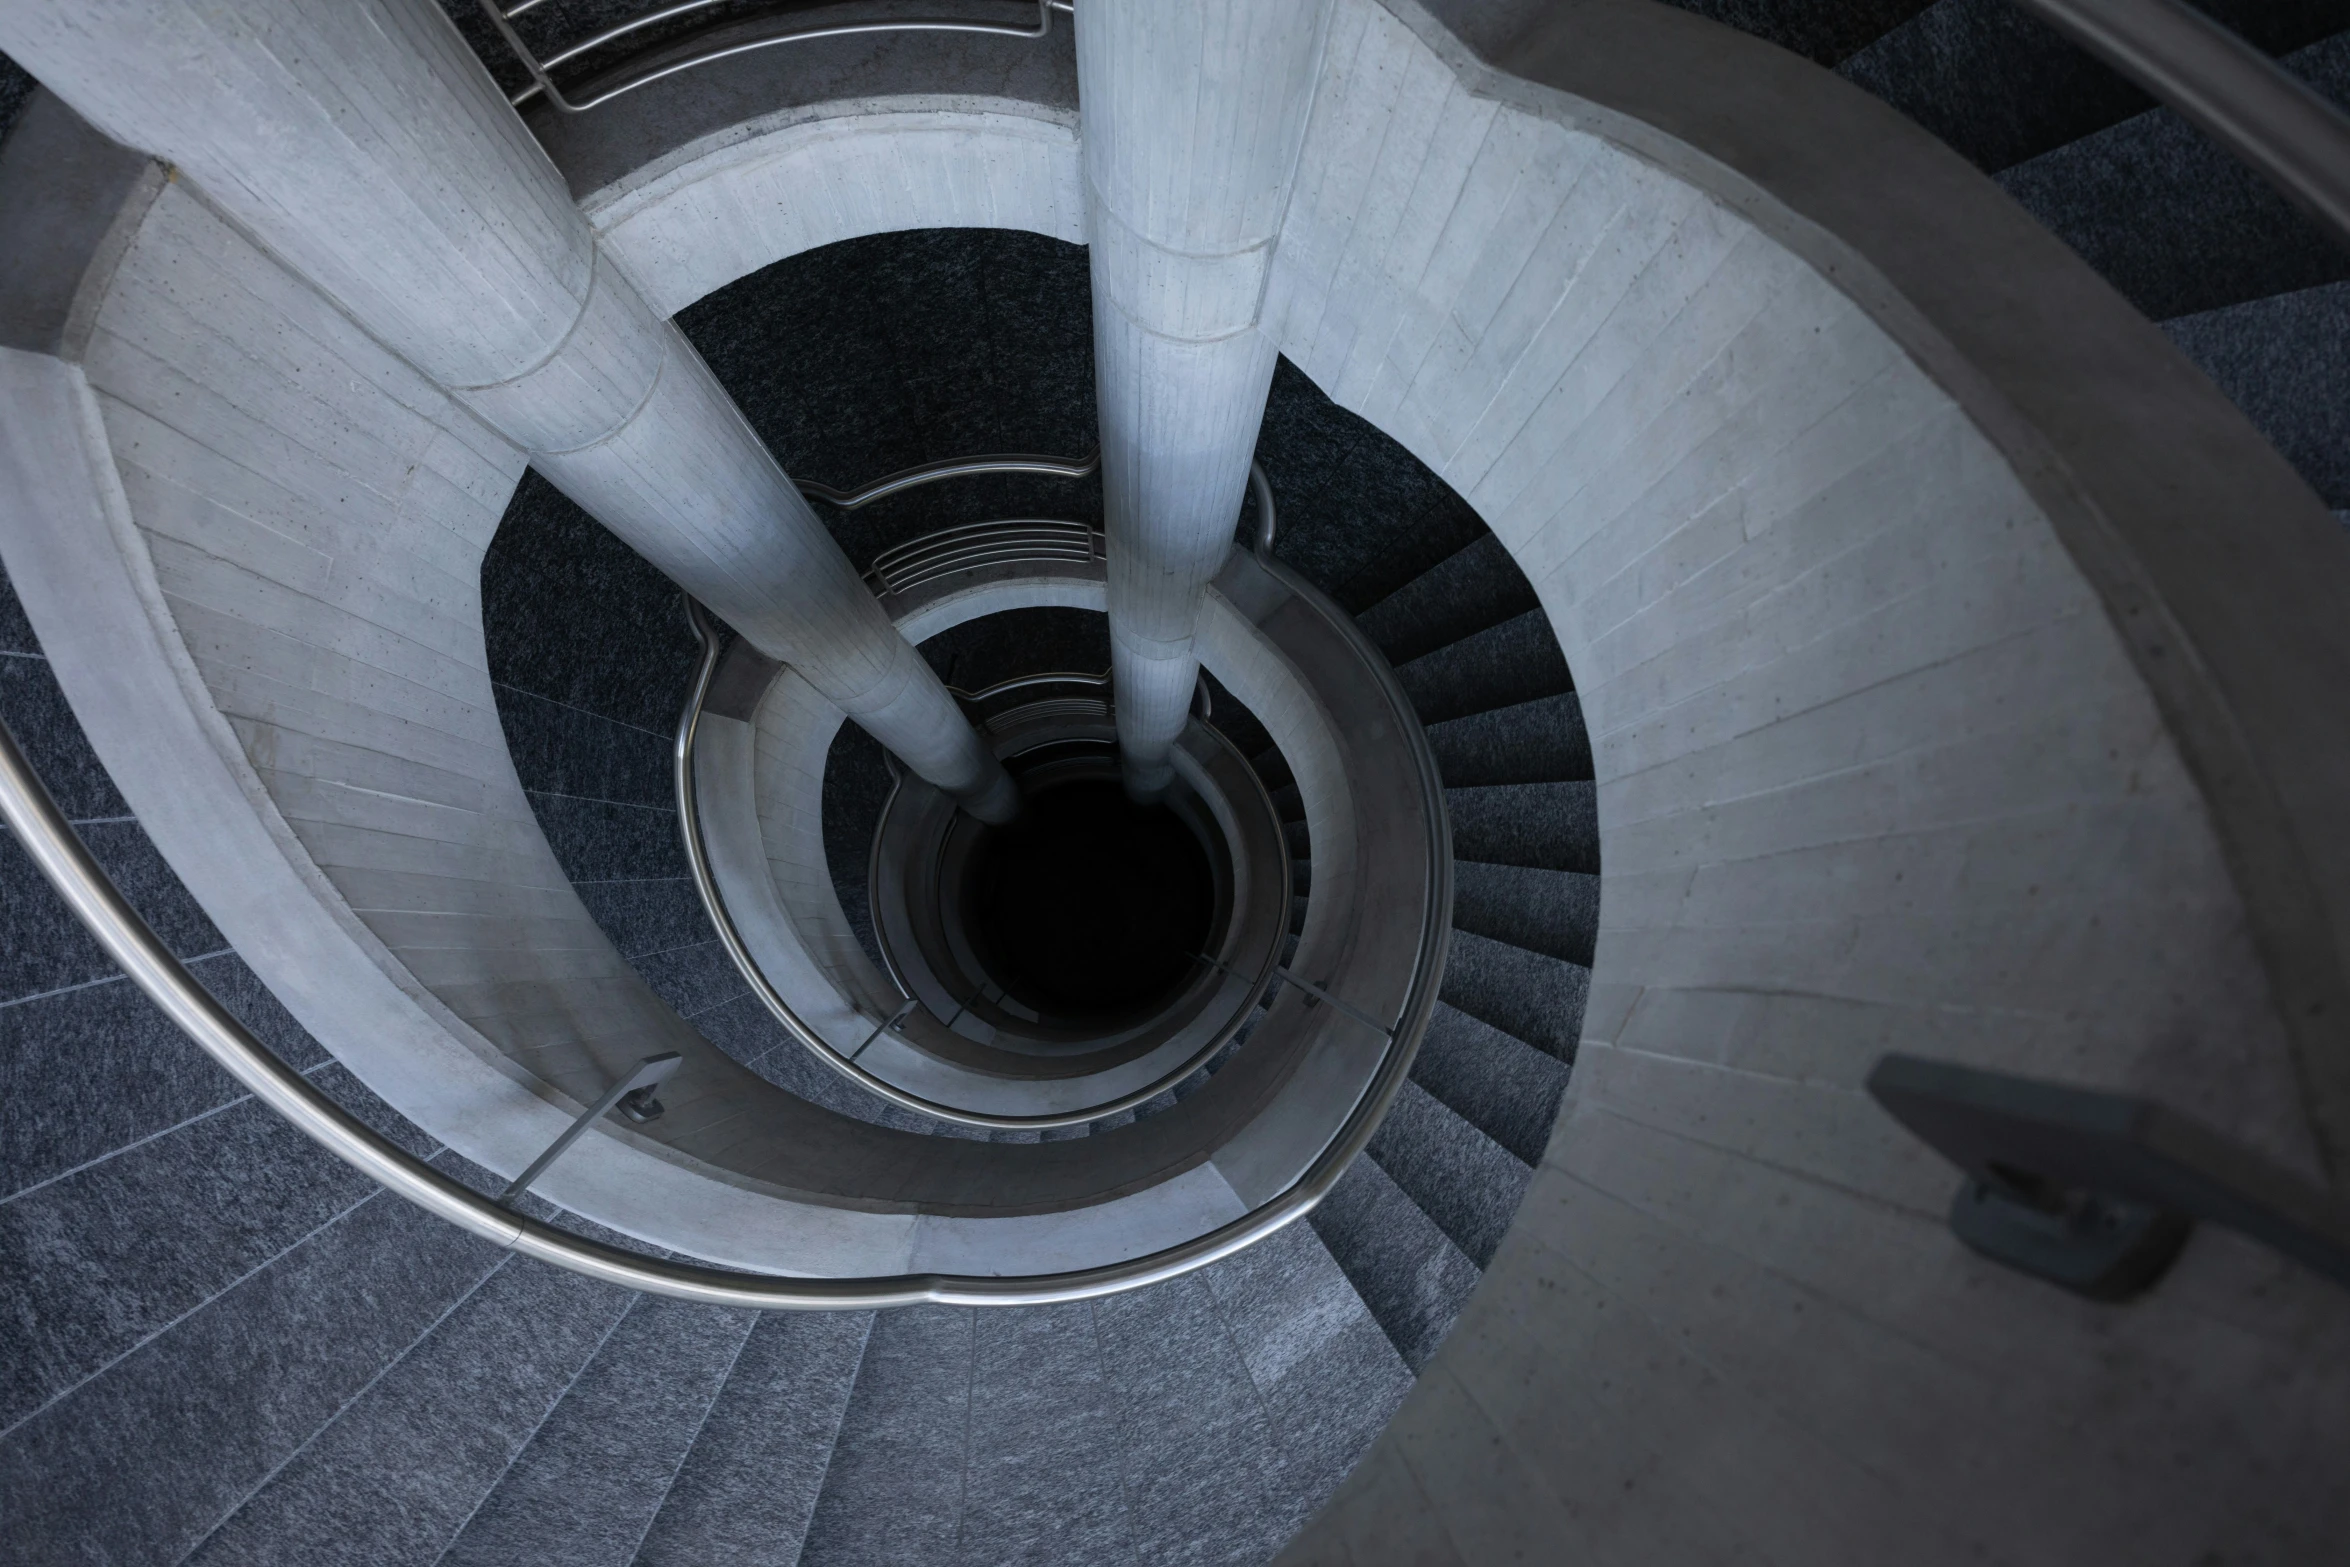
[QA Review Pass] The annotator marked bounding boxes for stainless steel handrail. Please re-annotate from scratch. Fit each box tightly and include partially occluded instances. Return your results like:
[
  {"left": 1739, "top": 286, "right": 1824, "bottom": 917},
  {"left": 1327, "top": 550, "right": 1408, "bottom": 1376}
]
[
  {"left": 2010, "top": 0, "right": 2350, "bottom": 254},
  {"left": 676, "top": 596, "right": 1283, "bottom": 1130},
  {"left": 868, "top": 518, "right": 1102, "bottom": 597},
  {"left": 0, "top": 487, "right": 1444, "bottom": 1311},
  {"left": 482, "top": 0, "right": 1075, "bottom": 114},
  {"left": 801, "top": 449, "right": 1099, "bottom": 512}
]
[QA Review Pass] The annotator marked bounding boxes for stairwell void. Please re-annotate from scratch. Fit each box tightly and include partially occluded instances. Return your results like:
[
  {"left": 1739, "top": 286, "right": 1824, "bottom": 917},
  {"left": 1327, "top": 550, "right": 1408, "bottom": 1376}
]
[{"left": 3, "top": 0, "right": 2350, "bottom": 1563}]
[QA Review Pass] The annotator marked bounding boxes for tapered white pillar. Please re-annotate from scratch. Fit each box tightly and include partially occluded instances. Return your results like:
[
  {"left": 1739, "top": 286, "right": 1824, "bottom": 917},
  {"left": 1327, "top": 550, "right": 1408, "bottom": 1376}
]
[
  {"left": 0, "top": 0, "right": 1019, "bottom": 823},
  {"left": 1078, "top": 0, "right": 1332, "bottom": 799}
]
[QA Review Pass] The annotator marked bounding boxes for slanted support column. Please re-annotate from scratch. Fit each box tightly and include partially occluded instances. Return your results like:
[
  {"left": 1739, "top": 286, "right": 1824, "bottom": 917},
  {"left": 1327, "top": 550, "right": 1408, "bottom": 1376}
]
[
  {"left": 1078, "top": 0, "right": 1332, "bottom": 799},
  {"left": 0, "top": 0, "right": 1019, "bottom": 824}
]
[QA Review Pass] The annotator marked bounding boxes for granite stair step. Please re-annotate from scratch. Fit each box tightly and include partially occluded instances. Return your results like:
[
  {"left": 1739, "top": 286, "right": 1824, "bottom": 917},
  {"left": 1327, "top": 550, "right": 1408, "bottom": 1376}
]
[
  {"left": 1446, "top": 780, "right": 1599, "bottom": 875},
  {"left": 1306, "top": 1154, "right": 1482, "bottom": 1374},
  {"left": 1452, "top": 861, "right": 1601, "bottom": 968},
  {"left": 1994, "top": 31, "right": 2350, "bottom": 322},
  {"left": 437, "top": 1293, "right": 759, "bottom": 1567},
  {"left": 2164, "top": 283, "right": 2350, "bottom": 516},
  {"left": 1356, "top": 533, "right": 1540, "bottom": 668},
  {"left": 1438, "top": 928, "right": 1591, "bottom": 1063},
  {"left": 1366, "top": 1079, "right": 1532, "bottom": 1268},
  {"left": 1423, "top": 692, "right": 1594, "bottom": 787},
  {"left": 1391, "top": 609, "right": 1574, "bottom": 727},
  {"left": 1838, "top": 0, "right": 2350, "bottom": 174},
  {"left": 635, "top": 1312, "right": 874, "bottom": 1567},
  {"left": 177, "top": 1226, "right": 619, "bottom": 1567},
  {"left": 1409, "top": 1001, "right": 1573, "bottom": 1169}
]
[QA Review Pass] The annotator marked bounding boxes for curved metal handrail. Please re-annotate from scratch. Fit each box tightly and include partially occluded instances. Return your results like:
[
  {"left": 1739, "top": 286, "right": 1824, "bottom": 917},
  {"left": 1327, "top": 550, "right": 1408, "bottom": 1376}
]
[
  {"left": 676, "top": 596, "right": 1284, "bottom": 1130},
  {"left": 0, "top": 597, "right": 1439, "bottom": 1306},
  {"left": 2010, "top": 0, "right": 2350, "bottom": 253},
  {"left": 867, "top": 519, "right": 1103, "bottom": 598},
  {"left": 801, "top": 448, "right": 1100, "bottom": 512},
  {"left": 482, "top": 0, "right": 1074, "bottom": 114},
  {"left": 0, "top": 481, "right": 1445, "bottom": 1310}
]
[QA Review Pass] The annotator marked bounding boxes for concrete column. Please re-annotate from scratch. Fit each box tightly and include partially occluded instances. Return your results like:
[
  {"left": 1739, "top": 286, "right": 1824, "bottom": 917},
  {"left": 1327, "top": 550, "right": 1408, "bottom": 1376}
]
[
  {"left": 0, "top": 0, "right": 1018, "bottom": 823},
  {"left": 1078, "top": 0, "right": 1331, "bottom": 798}
]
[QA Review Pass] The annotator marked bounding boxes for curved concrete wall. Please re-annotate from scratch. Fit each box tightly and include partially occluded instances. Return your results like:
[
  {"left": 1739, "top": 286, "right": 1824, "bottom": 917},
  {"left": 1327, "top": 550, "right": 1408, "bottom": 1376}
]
[
  {"left": 0, "top": 101, "right": 1270, "bottom": 1277},
  {"left": 563, "top": 1, "right": 2350, "bottom": 1558},
  {"left": 5, "top": 0, "right": 2344, "bottom": 1551}
]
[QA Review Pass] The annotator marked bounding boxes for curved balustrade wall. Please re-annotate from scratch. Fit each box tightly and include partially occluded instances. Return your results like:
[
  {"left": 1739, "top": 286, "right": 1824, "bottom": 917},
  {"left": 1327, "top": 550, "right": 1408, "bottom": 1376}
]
[
  {"left": 3, "top": 0, "right": 2348, "bottom": 1557},
  {"left": 528, "top": 1, "right": 2348, "bottom": 1559}
]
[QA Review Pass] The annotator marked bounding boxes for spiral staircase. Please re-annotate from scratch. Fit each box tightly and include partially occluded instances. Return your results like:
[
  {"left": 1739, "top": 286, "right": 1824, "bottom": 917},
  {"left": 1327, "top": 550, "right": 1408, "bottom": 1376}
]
[{"left": 4, "top": 1, "right": 2350, "bottom": 1564}]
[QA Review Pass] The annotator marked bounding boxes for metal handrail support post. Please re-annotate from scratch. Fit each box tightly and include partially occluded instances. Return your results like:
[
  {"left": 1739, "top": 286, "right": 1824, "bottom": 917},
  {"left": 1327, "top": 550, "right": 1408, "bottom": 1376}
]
[
  {"left": 1869, "top": 1053, "right": 2350, "bottom": 1298},
  {"left": 847, "top": 997, "right": 922, "bottom": 1063},
  {"left": 1193, "top": 949, "right": 1396, "bottom": 1041},
  {"left": 2009, "top": 0, "right": 2350, "bottom": 255},
  {"left": 498, "top": 1052, "right": 683, "bottom": 1205}
]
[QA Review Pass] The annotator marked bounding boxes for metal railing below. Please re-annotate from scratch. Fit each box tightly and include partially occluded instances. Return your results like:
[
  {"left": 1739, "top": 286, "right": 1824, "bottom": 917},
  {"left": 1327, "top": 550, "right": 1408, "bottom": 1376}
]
[
  {"left": 0, "top": 637, "right": 1440, "bottom": 1305},
  {"left": 674, "top": 597, "right": 1282, "bottom": 1131},
  {"left": 480, "top": 0, "right": 1076, "bottom": 114}
]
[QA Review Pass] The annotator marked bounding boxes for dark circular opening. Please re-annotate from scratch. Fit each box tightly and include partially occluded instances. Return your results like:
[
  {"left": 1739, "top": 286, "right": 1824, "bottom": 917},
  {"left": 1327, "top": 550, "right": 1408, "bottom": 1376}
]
[{"left": 962, "top": 778, "right": 1216, "bottom": 1021}]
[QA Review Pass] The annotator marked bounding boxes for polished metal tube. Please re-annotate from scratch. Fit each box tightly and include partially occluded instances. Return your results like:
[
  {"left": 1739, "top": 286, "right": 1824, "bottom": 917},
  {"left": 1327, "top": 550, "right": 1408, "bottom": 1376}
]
[{"left": 2011, "top": 0, "right": 2350, "bottom": 255}]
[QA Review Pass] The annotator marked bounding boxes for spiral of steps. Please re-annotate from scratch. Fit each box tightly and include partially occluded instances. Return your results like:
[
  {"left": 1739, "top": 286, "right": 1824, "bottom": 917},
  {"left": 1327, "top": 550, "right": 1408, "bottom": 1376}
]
[
  {"left": 6, "top": 0, "right": 2350, "bottom": 1562},
  {"left": 0, "top": 201, "right": 1591, "bottom": 1556}
]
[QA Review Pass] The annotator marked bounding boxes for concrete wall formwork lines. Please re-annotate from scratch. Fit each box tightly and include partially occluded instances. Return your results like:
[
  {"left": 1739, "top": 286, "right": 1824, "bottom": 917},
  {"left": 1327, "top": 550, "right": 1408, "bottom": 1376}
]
[
  {"left": 0, "top": 0, "right": 1016, "bottom": 821},
  {"left": 1263, "top": 2, "right": 2350, "bottom": 1562},
  {"left": 488, "top": 20, "right": 2350, "bottom": 1556},
  {"left": 1078, "top": 0, "right": 1336, "bottom": 796}
]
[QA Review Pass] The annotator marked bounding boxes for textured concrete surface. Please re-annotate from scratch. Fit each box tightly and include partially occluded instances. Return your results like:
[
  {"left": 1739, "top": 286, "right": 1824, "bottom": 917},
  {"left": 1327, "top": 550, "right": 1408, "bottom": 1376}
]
[{"left": 1278, "top": 3, "right": 2350, "bottom": 1562}]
